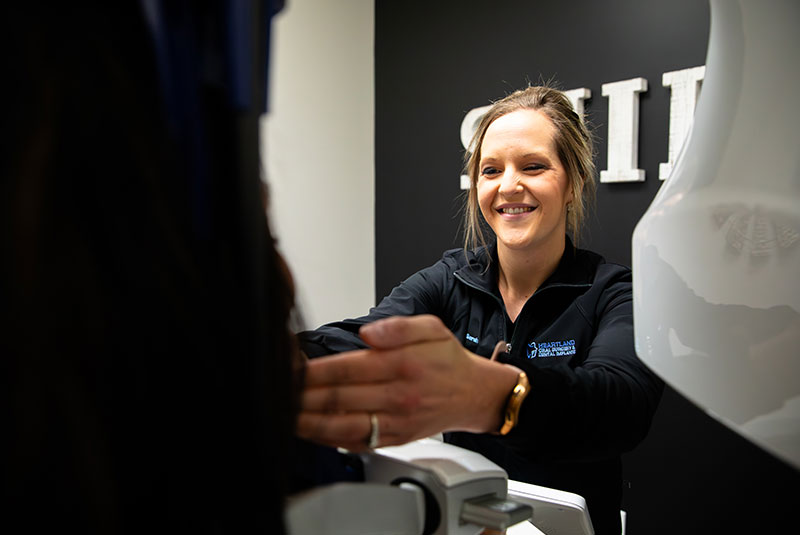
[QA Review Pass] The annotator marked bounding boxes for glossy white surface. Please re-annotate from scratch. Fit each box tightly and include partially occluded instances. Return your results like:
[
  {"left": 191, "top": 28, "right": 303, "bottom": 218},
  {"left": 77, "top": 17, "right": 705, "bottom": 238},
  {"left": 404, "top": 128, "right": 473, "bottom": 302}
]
[
  {"left": 632, "top": 0, "right": 800, "bottom": 470},
  {"left": 507, "top": 479, "right": 594, "bottom": 535}
]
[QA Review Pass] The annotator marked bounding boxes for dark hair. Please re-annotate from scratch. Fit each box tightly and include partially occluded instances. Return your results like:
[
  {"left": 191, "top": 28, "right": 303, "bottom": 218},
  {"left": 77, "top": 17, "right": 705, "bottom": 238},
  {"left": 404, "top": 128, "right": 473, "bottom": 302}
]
[
  {"left": 1, "top": 4, "right": 297, "bottom": 532},
  {"left": 463, "top": 85, "right": 597, "bottom": 250}
]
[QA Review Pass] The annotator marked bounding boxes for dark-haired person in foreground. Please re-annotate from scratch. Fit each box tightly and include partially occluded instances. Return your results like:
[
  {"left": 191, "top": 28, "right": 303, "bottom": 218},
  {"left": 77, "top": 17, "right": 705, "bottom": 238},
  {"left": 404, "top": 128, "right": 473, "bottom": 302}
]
[{"left": 1, "top": 3, "right": 298, "bottom": 532}]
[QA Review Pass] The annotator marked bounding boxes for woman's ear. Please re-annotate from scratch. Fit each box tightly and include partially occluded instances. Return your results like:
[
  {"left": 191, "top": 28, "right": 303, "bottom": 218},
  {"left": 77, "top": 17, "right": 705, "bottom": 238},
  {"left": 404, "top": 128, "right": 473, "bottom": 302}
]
[
  {"left": 570, "top": 177, "right": 584, "bottom": 205},
  {"left": 565, "top": 186, "right": 575, "bottom": 206}
]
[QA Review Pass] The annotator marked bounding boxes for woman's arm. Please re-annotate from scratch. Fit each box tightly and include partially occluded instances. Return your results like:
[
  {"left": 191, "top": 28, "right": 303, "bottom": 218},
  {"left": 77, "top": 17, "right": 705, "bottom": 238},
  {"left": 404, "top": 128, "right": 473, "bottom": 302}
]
[
  {"left": 297, "top": 256, "right": 454, "bottom": 358},
  {"left": 499, "top": 278, "right": 665, "bottom": 461},
  {"left": 297, "top": 315, "right": 521, "bottom": 451}
]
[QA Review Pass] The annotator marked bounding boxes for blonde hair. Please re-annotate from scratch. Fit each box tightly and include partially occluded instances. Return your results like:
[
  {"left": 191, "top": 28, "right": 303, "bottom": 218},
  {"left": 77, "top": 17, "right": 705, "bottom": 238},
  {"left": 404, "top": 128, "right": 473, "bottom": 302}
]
[{"left": 463, "top": 85, "right": 596, "bottom": 251}]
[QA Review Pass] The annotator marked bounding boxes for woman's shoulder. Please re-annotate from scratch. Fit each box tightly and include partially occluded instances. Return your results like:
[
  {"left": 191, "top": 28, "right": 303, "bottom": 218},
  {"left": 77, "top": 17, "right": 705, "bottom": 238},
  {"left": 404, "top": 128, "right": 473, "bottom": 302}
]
[
  {"left": 401, "top": 248, "right": 473, "bottom": 286},
  {"left": 569, "top": 247, "right": 632, "bottom": 307},
  {"left": 439, "top": 245, "right": 492, "bottom": 269},
  {"left": 572, "top": 246, "right": 631, "bottom": 278}
]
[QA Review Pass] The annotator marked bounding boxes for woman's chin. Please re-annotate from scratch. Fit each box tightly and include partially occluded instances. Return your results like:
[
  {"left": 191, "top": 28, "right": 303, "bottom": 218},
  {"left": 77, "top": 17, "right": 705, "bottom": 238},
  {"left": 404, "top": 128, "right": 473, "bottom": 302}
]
[
  {"left": 495, "top": 231, "right": 564, "bottom": 254},
  {"left": 497, "top": 237, "right": 536, "bottom": 251}
]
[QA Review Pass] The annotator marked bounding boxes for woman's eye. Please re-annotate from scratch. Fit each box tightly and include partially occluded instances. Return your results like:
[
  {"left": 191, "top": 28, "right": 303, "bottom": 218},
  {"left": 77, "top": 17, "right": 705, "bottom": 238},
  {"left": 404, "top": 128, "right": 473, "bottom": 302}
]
[
  {"left": 481, "top": 167, "right": 500, "bottom": 176},
  {"left": 524, "top": 164, "right": 545, "bottom": 172}
]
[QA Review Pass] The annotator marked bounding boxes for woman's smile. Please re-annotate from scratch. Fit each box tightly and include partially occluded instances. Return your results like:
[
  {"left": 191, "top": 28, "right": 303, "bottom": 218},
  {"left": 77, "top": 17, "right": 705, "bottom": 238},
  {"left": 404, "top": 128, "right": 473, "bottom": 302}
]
[{"left": 496, "top": 204, "right": 537, "bottom": 217}]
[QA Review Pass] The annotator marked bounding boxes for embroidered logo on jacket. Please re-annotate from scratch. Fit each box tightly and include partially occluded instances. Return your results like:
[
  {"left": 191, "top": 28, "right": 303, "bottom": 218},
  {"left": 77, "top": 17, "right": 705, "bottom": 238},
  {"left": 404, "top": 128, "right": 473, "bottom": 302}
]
[
  {"left": 465, "top": 333, "right": 479, "bottom": 344},
  {"left": 526, "top": 339, "right": 576, "bottom": 358}
]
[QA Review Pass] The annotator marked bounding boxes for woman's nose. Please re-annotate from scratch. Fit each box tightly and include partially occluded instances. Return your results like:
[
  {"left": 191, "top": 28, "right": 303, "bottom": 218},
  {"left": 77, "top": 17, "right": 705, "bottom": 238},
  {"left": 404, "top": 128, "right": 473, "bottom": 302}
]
[{"left": 498, "top": 171, "right": 521, "bottom": 195}]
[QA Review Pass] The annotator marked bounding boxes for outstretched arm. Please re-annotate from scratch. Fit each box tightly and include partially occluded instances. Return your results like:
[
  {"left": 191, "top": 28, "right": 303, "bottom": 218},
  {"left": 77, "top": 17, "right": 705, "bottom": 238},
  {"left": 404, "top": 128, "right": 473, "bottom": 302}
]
[{"left": 297, "top": 315, "right": 520, "bottom": 452}]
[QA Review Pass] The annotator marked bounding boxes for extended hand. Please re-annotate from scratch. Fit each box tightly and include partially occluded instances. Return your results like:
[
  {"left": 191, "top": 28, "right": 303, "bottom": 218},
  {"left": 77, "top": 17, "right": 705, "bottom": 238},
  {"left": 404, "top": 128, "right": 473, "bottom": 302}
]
[{"left": 296, "top": 315, "right": 519, "bottom": 451}]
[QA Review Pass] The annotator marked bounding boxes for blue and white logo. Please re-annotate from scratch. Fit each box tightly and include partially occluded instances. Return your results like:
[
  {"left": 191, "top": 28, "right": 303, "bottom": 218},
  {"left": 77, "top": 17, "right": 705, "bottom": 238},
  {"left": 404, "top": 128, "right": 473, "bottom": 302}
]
[
  {"left": 465, "top": 333, "right": 479, "bottom": 344},
  {"left": 526, "top": 339, "right": 576, "bottom": 358}
]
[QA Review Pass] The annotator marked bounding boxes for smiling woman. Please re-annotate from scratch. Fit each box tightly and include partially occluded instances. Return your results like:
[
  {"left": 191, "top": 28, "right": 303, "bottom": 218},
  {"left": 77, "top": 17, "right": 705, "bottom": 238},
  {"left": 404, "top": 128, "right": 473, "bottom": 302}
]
[
  {"left": 297, "top": 85, "right": 663, "bottom": 535},
  {"left": 477, "top": 109, "right": 574, "bottom": 320},
  {"left": 464, "top": 87, "right": 598, "bottom": 322},
  {"left": 478, "top": 109, "right": 572, "bottom": 255},
  {"left": 465, "top": 86, "right": 596, "bottom": 254}
]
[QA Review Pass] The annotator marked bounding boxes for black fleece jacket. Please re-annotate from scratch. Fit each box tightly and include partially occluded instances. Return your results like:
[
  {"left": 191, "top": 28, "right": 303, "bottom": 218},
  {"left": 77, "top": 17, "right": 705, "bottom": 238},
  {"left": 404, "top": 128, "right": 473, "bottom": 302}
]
[{"left": 299, "top": 238, "right": 664, "bottom": 535}]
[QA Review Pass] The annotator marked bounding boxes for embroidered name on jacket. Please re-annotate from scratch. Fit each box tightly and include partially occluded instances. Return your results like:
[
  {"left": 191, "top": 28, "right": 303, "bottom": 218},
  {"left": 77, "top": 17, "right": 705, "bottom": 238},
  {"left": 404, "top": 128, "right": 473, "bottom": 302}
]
[{"left": 526, "top": 340, "right": 576, "bottom": 358}]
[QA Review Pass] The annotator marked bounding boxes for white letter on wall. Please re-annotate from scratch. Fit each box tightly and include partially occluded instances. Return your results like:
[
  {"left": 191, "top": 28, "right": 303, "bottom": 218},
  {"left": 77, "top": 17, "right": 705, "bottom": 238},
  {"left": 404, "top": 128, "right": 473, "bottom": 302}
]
[
  {"left": 659, "top": 66, "right": 705, "bottom": 180},
  {"left": 563, "top": 88, "right": 592, "bottom": 119},
  {"left": 459, "top": 105, "right": 491, "bottom": 189},
  {"left": 601, "top": 77, "right": 648, "bottom": 183}
]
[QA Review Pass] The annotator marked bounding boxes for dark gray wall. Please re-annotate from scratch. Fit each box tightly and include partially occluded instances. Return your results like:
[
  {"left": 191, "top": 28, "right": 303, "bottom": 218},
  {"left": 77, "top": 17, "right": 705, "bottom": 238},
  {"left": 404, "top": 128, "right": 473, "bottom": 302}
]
[{"left": 375, "top": 1, "right": 799, "bottom": 533}]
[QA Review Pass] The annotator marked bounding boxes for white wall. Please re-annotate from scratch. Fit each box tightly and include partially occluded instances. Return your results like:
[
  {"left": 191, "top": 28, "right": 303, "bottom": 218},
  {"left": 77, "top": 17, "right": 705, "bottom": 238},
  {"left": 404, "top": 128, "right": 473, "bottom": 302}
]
[{"left": 261, "top": 0, "right": 375, "bottom": 330}]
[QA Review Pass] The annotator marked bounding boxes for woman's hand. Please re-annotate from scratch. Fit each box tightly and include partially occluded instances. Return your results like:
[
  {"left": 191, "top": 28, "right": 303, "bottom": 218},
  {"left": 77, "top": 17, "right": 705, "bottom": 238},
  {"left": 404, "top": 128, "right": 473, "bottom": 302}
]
[{"left": 296, "top": 315, "right": 520, "bottom": 452}]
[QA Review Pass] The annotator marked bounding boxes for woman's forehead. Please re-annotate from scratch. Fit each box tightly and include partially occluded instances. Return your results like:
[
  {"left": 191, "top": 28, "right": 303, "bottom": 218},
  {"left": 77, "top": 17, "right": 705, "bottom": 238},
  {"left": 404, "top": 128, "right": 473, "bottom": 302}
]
[{"left": 481, "top": 109, "right": 557, "bottom": 155}]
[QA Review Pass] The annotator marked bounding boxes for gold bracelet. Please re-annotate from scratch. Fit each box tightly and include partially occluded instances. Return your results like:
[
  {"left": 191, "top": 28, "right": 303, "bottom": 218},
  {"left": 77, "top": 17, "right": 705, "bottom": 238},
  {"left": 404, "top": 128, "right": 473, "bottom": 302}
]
[{"left": 496, "top": 370, "right": 530, "bottom": 435}]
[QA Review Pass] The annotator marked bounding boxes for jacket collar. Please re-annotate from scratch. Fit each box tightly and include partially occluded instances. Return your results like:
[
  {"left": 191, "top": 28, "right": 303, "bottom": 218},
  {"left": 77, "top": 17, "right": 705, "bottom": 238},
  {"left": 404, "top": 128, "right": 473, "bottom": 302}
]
[{"left": 454, "top": 236, "right": 602, "bottom": 295}]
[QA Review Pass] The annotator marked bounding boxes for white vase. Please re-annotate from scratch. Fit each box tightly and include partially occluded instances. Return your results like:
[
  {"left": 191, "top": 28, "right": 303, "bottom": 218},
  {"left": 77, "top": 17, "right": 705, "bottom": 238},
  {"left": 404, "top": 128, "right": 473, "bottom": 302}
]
[{"left": 632, "top": 0, "right": 800, "bottom": 470}]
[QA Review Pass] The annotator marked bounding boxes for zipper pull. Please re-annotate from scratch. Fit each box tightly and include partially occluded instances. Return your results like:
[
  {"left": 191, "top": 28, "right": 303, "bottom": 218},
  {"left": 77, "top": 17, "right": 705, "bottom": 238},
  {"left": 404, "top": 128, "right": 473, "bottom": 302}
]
[
  {"left": 490, "top": 341, "right": 508, "bottom": 361},
  {"left": 491, "top": 341, "right": 514, "bottom": 360}
]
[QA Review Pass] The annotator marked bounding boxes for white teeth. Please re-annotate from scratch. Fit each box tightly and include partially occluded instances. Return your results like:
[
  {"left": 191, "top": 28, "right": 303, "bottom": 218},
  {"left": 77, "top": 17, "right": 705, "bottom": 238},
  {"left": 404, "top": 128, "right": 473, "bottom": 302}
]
[{"left": 502, "top": 207, "right": 533, "bottom": 214}]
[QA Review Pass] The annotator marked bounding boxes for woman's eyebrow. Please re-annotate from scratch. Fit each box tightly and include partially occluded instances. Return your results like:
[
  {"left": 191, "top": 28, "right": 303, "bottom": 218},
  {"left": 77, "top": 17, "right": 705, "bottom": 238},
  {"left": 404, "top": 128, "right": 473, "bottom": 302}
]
[
  {"left": 480, "top": 149, "right": 551, "bottom": 163},
  {"left": 519, "top": 151, "right": 549, "bottom": 159}
]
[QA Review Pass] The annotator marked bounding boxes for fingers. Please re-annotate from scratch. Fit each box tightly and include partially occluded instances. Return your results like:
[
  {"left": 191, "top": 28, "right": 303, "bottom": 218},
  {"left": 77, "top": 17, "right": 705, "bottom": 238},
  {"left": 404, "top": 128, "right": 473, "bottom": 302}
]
[
  {"left": 302, "top": 339, "right": 458, "bottom": 413},
  {"left": 359, "top": 314, "right": 452, "bottom": 349},
  {"left": 302, "top": 382, "right": 398, "bottom": 414},
  {"left": 298, "top": 314, "right": 470, "bottom": 451},
  {"left": 297, "top": 411, "right": 372, "bottom": 452},
  {"left": 296, "top": 411, "right": 406, "bottom": 452},
  {"left": 305, "top": 315, "right": 456, "bottom": 390},
  {"left": 303, "top": 349, "right": 397, "bottom": 388}
]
